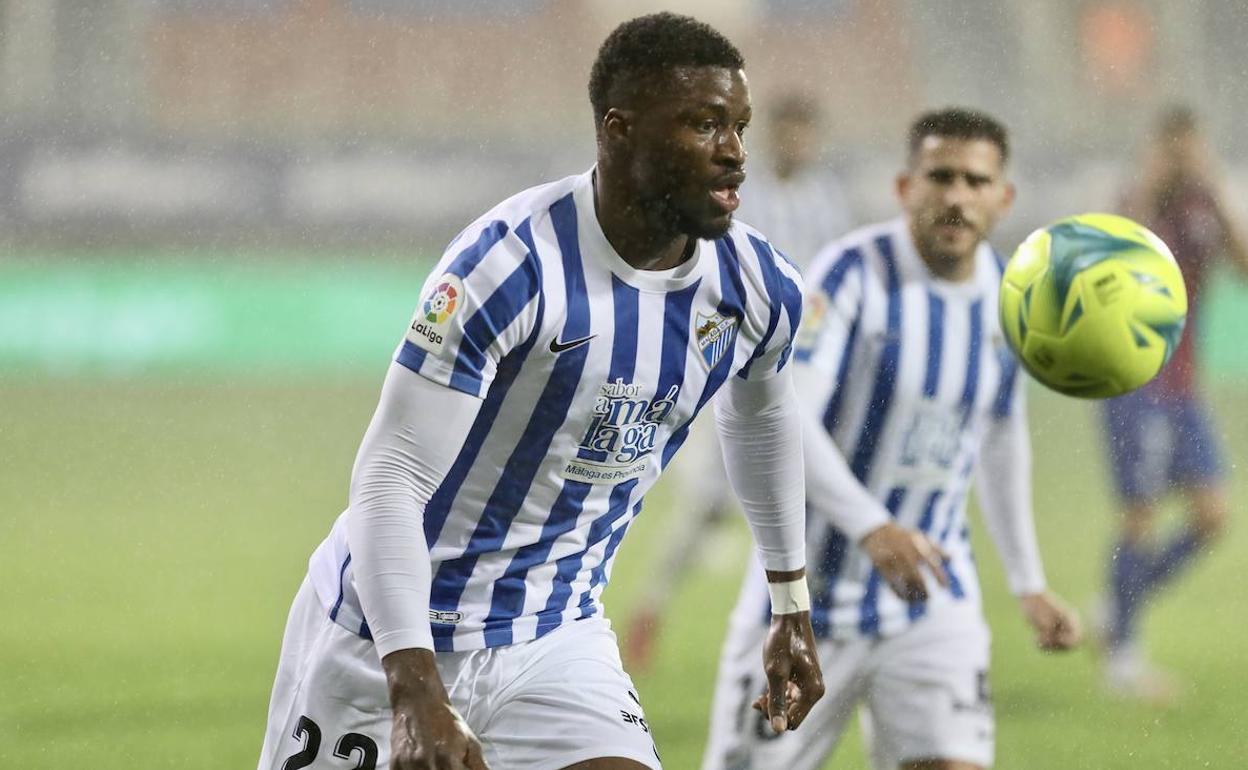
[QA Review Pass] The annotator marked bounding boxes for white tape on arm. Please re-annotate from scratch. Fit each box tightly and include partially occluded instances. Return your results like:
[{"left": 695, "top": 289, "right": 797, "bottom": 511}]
[{"left": 768, "top": 578, "right": 812, "bottom": 615}]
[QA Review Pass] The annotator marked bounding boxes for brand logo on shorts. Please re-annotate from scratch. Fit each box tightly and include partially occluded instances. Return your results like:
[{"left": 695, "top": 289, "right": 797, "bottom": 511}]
[
  {"left": 695, "top": 312, "right": 738, "bottom": 370},
  {"left": 407, "top": 273, "right": 464, "bottom": 355},
  {"left": 428, "top": 609, "right": 464, "bottom": 625}
]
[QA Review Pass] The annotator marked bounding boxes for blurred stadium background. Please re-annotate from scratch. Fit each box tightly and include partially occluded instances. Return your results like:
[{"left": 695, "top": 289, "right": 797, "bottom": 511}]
[{"left": 2, "top": 0, "right": 1245, "bottom": 766}]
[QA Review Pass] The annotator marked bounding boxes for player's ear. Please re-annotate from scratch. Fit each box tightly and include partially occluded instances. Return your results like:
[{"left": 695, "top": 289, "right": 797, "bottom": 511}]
[
  {"left": 1000, "top": 180, "right": 1017, "bottom": 213},
  {"left": 895, "top": 172, "right": 911, "bottom": 204},
  {"left": 602, "top": 108, "right": 633, "bottom": 145}
]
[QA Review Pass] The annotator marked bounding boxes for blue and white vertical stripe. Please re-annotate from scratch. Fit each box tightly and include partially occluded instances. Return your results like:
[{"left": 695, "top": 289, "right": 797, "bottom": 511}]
[{"left": 308, "top": 170, "right": 804, "bottom": 651}]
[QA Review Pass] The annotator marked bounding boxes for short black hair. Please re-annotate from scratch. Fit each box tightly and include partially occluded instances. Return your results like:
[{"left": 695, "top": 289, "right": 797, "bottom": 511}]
[
  {"left": 588, "top": 12, "right": 744, "bottom": 124},
  {"left": 908, "top": 108, "right": 1010, "bottom": 164}
]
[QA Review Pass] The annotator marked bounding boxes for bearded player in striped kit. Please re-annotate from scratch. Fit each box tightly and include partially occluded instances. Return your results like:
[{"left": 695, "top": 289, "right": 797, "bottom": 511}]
[
  {"left": 702, "top": 109, "right": 1081, "bottom": 770},
  {"left": 257, "top": 13, "right": 824, "bottom": 770}
]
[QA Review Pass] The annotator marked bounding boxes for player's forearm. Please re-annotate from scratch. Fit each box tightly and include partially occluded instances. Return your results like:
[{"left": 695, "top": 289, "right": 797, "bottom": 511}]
[
  {"left": 715, "top": 372, "right": 806, "bottom": 572},
  {"left": 348, "top": 363, "right": 484, "bottom": 657},
  {"left": 792, "top": 366, "right": 891, "bottom": 542},
  {"left": 381, "top": 647, "right": 448, "bottom": 705},
  {"left": 975, "top": 412, "right": 1046, "bottom": 596}
]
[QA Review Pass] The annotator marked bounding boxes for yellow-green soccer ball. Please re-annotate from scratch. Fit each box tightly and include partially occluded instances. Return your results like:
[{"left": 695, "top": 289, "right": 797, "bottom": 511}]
[{"left": 999, "top": 213, "right": 1187, "bottom": 399}]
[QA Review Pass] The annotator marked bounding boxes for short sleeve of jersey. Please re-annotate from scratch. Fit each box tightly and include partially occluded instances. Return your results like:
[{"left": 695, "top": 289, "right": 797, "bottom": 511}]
[
  {"left": 396, "top": 220, "right": 541, "bottom": 398},
  {"left": 736, "top": 235, "right": 805, "bottom": 382},
  {"left": 792, "top": 244, "right": 865, "bottom": 375}
]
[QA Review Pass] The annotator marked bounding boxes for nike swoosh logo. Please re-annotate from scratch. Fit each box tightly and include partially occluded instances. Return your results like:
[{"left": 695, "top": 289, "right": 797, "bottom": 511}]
[{"left": 549, "top": 333, "right": 597, "bottom": 354}]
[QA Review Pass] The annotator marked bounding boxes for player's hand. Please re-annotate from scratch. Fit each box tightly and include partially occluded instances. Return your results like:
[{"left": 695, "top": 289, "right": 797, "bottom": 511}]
[
  {"left": 1019, "top": 591, "right": 1082, "bottom": 652},
  {"left": 383, "top": 648, "right": 490, "bottom": 770},
  {"left": 752, "top": 611, "right": 824, "bottom": 734},
  {"left": 623, "top": 605, "right": 663, "bottom": 673},
  {"left": 860, "top": 522, "right": 949, "bottom": 602}
]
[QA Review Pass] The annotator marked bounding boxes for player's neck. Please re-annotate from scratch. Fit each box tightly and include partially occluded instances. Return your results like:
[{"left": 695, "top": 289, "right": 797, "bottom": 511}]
[
  {"left": 593, "top": 173, "right": 693, "bottom": 271},
  {"left": 916, "top": 245, "right": 977, "bottom": 282}
]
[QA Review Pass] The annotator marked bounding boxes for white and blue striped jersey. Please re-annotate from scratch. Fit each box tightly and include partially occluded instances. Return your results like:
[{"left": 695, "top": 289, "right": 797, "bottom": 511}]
[
  {"left": 789, "top": 217, "right": 1023, "bottom": 639},
  {"left": 308, "top": 169, "right": 803, "bottom": 652}
]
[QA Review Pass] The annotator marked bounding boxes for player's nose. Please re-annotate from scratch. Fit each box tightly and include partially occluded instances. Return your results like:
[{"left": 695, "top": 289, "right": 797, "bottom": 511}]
[
  {"left": 941, "top": 179, "right": 973, "bottom": 207},
  {"left": 715, "top": 128, "right": 746, "bottom": 168}
]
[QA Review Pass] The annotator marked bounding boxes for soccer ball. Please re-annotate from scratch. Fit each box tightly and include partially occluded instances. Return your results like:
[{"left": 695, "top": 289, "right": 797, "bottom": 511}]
[{"left": 999, "top": 213, "right": 1187, "bottom": 399}]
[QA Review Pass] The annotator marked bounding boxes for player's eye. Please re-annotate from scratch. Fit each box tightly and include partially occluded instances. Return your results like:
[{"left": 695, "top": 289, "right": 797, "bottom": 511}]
[
  {"left": 698, "top": 119, "right": 719, "bottom": 133},
  {"left": 735, "top": 121, "right": 749, "bottom": 138},
  {"left": 928, "top": 169, "right": 955, "bottom": 184}
]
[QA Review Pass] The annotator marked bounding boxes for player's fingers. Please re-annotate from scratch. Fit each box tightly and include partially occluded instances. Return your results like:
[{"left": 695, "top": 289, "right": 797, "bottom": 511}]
[
  {"left": 785, "top": 680, "right": 805, "bottom": 728},
  {"left": 463, "top": 738, "right": 490, "bottom": 770},
  {"left": 1056, "top": 614, "right": 1082, "bottom": 649},
  {"left": 914, "top": 535, "right": 950, "bottom": 588},
  {"left": 765, "top": 661, "right": 791, "bottom": 733},
  {"left": 785, "top": 674, "right": 824, "bottom": 729},
  {"left": 879, "top": 565, "right": 920, "bottom": 602},
  {"left": 900, "top": 568, "right": 928, "bottom": 602},
  {"left": 752, "top": 693, "right": 768, "bottom": 713},
  {"left": 1064, "top": 610, "right": 1084, "bottom": 644}
]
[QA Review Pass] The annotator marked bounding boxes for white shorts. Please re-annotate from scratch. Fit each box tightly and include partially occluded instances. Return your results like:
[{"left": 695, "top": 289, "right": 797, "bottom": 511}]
[
  {"left": 257, "top": 578, "right": 663, "bottom": 770},
  {"left": 702, "top": 601, "right": 994, "bottom": 770}
]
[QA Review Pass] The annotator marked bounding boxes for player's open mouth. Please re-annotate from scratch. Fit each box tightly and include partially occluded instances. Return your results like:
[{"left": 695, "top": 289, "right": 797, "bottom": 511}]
[{"left": 709, "top": 183, "right": 742, "bottom": 213}]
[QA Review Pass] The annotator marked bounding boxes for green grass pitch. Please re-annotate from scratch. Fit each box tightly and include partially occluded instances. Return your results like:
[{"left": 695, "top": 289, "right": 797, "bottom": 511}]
[{"left": 2, "top": 379, "right": 1245, "bottom": 767}]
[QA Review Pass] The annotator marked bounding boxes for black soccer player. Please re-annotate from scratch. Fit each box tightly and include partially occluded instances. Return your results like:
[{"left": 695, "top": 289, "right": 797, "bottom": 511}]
[{"left": 257, "top": 13, "right": 823, "bottom": 770}]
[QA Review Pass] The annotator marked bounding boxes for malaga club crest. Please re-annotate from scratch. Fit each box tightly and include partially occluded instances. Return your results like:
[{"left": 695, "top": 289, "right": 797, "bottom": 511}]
[{"left": 695, "top": 312, "right": 738, "bottom": 370}]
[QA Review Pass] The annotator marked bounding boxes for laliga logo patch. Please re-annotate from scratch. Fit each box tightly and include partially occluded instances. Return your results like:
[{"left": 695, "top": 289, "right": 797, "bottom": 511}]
[
  {"left": 695, "top": 312, "right": 738, "bottom": 370},
  {"left": 423, "top": 279, "right": 459, "bottom": 323},
  {"left": 794, "top": 293, "right": 827, "bottom": 351},
  {"left": 407, "top": 273, "right": 464, "bottom": 355}
]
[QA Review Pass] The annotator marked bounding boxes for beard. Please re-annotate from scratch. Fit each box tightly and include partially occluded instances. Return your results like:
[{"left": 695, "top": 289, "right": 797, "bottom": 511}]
[{"left": 637, "top": 188, "right": 731, "bottom": 241}]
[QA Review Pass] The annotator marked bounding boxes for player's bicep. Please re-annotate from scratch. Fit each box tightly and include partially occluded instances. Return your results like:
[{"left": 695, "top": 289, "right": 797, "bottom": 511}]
[{"left": 397, "top": 223, "right": 541, "bottom": 398}]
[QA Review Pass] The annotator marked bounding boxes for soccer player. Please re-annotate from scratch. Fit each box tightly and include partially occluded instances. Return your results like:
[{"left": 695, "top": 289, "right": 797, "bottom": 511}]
[
  {"left": 622, "top": 90, "right": 853, "bottom": 672},
  {"left": 1101, "top": 106, "right": 1248, "bottom": 701},
  {"left": 256, "top": 13, "right": 824, "bottom": 770},
  {"left": 701, "top": 108, "right": 1082, "bottom": 770}
]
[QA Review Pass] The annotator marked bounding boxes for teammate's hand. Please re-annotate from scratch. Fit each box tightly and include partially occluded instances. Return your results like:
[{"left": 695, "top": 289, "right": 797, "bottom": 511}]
[
  {"left": 383, "top": 649, "right": 490, "bottom": 770},
  {"left": 1019, "top": 591, "right": 1082, "bottom": 652},
  {"left": 752, "top": 612, "right": 824, "bottom": 734},
  {"left": 860, "top": 522, "right": 949, "bottom": 602}
]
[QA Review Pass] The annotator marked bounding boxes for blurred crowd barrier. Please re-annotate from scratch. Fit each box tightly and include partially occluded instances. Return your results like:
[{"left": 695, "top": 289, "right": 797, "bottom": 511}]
[
  {"left": 2, "top": 0, "right": 1247, "bottom": 250},
  {"left": 2, "top": 257, "right": 1245, "bottom": 380}
]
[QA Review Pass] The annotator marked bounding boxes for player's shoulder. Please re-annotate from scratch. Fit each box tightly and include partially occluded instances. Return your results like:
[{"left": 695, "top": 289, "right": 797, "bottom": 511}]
[
  {"left": 722, "top": 219, "right": 804, "bottom": 290},
  {"left": 805, "top": 219, "right": 897, "bottom": 293}
]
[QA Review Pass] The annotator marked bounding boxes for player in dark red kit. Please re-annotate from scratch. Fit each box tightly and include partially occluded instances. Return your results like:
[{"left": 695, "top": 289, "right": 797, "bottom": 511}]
[{"left": 1101, "top": 106, "right": 1248, "bottom": 702}]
